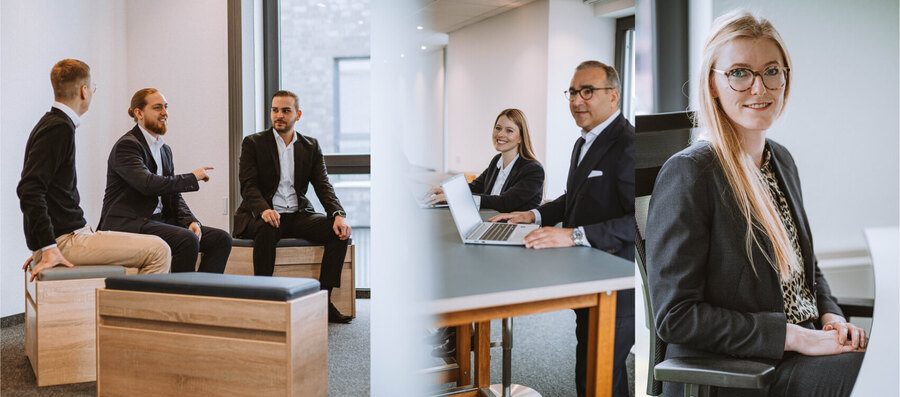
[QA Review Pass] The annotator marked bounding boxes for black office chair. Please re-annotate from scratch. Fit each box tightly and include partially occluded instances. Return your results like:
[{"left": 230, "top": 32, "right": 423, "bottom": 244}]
[{"left": 633, "top": 111, "right": 873, "bottom": 397}]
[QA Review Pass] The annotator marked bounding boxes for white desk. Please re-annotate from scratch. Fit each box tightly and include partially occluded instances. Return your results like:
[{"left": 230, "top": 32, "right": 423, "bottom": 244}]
[{"left": 851, "top": 227, "right": 899, "bottom": 396}]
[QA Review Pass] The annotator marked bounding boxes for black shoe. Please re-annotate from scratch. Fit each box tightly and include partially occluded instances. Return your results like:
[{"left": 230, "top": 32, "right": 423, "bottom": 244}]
[{"left": 328, "top": 302, "right": 352, "bottom": 324}]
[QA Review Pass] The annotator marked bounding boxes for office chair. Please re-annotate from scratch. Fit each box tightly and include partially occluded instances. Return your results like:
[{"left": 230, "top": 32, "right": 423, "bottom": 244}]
[{"left": 633, "top": 111, "right": 873, "bottom": 397}]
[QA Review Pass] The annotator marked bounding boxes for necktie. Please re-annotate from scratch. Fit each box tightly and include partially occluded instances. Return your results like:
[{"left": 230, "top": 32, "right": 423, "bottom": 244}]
[{"left": 568, "top": 136, "right": 587, "bottom": 186}]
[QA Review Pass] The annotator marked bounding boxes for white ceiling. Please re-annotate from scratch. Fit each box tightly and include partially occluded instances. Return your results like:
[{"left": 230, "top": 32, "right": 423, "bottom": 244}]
[{"left": 416, "top": 0, "right": 538, "bottom": 34}]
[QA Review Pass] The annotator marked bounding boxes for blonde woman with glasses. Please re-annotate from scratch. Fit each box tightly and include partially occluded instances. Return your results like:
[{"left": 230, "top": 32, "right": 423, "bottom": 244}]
[{"left": 646, "top": 10, "right": 865, "bottom": 397}]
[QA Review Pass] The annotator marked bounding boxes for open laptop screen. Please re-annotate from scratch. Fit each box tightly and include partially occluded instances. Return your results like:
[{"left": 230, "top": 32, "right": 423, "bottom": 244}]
[{"left": 441, "top": 174, "right": 483, "bottom": 241}]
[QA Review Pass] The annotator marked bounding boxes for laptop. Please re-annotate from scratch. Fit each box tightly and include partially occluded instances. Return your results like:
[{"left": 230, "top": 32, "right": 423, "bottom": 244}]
[{"left": 441, "top": 173, "right": 538, "bottom": 245}]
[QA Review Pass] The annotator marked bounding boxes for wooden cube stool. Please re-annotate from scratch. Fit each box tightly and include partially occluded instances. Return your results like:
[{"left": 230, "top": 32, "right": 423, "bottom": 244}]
[
  {"left": 24, "top": 263, "right": 126, "bottom": 386},
  {"left": 226, "top": 238, "right": 356, "bottom": 317},
  {"left": 96, "top": 273, "right": 327, "bottom": 397}
]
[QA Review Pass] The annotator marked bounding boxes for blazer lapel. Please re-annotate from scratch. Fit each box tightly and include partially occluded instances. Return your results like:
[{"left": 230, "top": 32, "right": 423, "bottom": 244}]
[
  {"left": 263, "top": 128, "right": 281, "bottom": 182},
  {"left": 130, "top": 126, "right": 157, "bottom": 174},
  {"left": 565, "top": 114, "right": 623, "bottom": 210},
  {"left": 161, "top": 145, "right": 174, "bottom": 176},
  {"left": 769, "top": 143, "right": 815, "bottom": 286},
  {"left": 484, "top": 157, "right": 500, "bottom": 193}
]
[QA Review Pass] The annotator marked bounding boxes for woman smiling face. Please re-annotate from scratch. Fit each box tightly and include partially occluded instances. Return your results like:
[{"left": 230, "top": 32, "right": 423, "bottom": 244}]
[
  {"left": 711, "top": 37, "right": 787, "bottom": 138},
  {"left": 492, "top": 115, "right": 522, "bottom": 154}
]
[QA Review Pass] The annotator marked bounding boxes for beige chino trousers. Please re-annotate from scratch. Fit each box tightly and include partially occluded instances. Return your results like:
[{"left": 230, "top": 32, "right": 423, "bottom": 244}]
[{"left": 32, "top": 226, "right": 171, "bottom": 274}]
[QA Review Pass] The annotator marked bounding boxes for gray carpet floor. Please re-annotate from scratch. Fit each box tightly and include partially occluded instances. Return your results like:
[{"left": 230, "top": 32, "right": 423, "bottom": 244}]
[
  {"left": 0, "top": 299, "right": 370, "bottom": 397},
  {"left": 426, "top": 309, "right": 579, "bottom": 397}
]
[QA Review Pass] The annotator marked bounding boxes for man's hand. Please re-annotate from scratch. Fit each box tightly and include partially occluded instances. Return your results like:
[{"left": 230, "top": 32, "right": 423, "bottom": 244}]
[
  {"left": 188, "top": 222, "right": 203, "bottom": 240},
  {"left": 192, "top": 166, "right": 214, "bottom": 182},
  {"left": 489, "top": 211, "right": 536, "bottom": 224},
  {"left": 28, "top": 247, "right": 74, "bottom": 282},
  {"left": 422, "top": 186, "right": 446, "bottom": 205},
  {"left": 522, "top": 227, "right": 575, "bottom": 249},
  {"left": 821, "top": 312, "right": 868, "bottom": 349},
  {"left": 261, "top": 209, "right": 280, "bottom": 228},
  {"left": 333, "top": 215, "right": 351, "bottom": 240}
]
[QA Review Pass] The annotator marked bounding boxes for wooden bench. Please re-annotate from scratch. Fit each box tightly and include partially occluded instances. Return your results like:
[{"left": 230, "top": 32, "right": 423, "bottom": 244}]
[
  {"left": 24, "top": 263, "right": 126, "bottom": 386},
  {"left": 96, "top": 273, "right": 327, "bottom": 396},
  {"left": 225, "top": 238, "right": 355, "bottom": 317}
]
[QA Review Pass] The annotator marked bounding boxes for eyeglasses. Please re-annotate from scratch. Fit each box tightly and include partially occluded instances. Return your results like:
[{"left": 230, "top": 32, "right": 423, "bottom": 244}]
[
  {"left": 564, "top": 86, "right": 615, "bottom": 101},
  {"left": 85, "top": 82, "right": 97, "bottom": 94},
  {"left": 711, "top": 66, "right": 790, "bottom": 92}
]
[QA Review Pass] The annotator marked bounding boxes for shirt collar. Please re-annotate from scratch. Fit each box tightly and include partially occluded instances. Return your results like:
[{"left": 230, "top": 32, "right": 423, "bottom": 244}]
[
  {"left": 582, "top": 109, "right": 621, "bottom": 141},
  {"left": 496, "top": 154, "right": 519, "bottom": 173},
  {"left": 137, "top": 124, "right": 164, "bottom": 147},
  {"left": 273, "top": 128, "right": 297, "bottom": 148},
  {"left": 52, "top": 102, "right": 81, "bottom": 129}
]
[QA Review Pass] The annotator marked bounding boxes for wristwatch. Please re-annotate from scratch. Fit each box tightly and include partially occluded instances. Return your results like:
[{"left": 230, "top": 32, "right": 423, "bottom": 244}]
[
  {"left": 571, "top": 227, "right": 587, "bottom": 246},
  {"left": 332, "top": 210, "right": 347, "bottom": 218}
]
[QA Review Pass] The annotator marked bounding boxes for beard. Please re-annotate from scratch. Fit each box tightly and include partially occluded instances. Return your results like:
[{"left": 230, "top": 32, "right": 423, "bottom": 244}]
[
  {"left": 145, "top": 119, "right": 167, "bottom": 135},
  {"left": 273, "top": 120, "right": 294, "bottom": 134}
]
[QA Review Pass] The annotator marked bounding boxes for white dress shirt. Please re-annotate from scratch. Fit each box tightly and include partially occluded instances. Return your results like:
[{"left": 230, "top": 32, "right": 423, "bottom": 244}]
[
  {"left": 272, "top": 130, "right": 299, "bottom": 213},
  {"left": 52, "top": 102, "right": 81, "bottom": 129},
  {"left": 473, "top": 154, "right": 518, "bottom": 208},
  {"left": 138, "top": 125, "right": 165, "bottom": 215},
  {"left": 530, "top": 110, "right": 620, "bottom": 247}
]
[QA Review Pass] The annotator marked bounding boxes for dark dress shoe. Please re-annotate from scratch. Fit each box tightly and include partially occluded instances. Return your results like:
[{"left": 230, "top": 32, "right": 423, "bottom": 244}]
[{"left": 328, "top": 302, "right": 352, "bottom": 324}]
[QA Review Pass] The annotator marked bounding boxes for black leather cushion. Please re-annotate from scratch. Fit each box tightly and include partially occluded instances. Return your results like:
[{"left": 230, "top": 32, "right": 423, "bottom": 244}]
[
  {"left": 104, "top": 273, "right": 320, "bottom": 301},
  {"left": 232, "top": 238, "right": 352, "bottom": 247}
]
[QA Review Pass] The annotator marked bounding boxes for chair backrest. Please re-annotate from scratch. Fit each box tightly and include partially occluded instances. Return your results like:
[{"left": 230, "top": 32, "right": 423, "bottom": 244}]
[{"left": 634, "top": 110, "right": 694, "bottom": 396}]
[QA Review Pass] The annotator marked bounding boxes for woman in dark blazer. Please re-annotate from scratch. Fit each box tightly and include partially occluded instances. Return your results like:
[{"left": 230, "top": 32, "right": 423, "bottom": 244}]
[
  {"left": 646, "top": 11, "right": 865, "bottom": 397},
  {"left": 425, "top": 108, "right": 543, "bottom": 213}
]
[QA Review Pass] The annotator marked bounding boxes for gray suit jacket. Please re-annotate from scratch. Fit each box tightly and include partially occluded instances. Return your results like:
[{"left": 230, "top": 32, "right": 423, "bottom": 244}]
[{"left": 646, "top": 140, "right": 842, "bottom": 361}]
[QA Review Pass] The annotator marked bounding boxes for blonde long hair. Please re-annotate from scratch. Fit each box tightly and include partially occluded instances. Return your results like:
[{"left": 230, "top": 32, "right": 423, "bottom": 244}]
[{"left": 695, "top": 10, "right": 798, "bottom": 279}]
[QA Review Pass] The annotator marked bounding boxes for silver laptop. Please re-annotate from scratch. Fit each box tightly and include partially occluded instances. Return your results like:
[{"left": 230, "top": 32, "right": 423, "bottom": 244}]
[{"left": 441, "top": 173, "right": 538, "bottom": 245}]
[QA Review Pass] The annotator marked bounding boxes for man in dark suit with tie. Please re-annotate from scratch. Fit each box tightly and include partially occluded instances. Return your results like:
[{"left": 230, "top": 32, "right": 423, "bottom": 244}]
[
  {"left": 491, "top": 61, "right": 635, "bottom": 397},
  {"left": 233, "top": 90, "right": 352, "bottom": 323},
  {"left": 98, "top": 88, "right": 232, "bottom": 273}
]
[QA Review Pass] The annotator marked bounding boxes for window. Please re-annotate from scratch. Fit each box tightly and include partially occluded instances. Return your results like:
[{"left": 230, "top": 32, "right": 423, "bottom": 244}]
[
  {"left": 247, "top": 0, "right": 373, "bottom": 291},
  {"left": 615, "top": 15, "right": 636, "bottom": 122}
]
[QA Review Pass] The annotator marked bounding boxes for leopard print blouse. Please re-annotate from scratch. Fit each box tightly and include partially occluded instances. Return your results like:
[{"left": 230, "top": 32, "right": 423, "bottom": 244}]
[{"left": 759, "top": 148, "right": 818, "bottom": 324}]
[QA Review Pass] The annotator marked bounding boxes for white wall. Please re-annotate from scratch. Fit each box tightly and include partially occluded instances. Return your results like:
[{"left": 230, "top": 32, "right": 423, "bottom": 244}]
[
  {"left": 124, "top": 1, "right": 229, "bottom": 230},
  {"left": 446, "top": 0, "right": 549, "bottom": 175},
  {"left": 403, "top": 48, "right": 445, "bottom": 171},
  {"left": 1, "top": 0, "right": 129, "bottom": 317},
  {"left": 0, "top": 0, "right": 229, "bottom": 317},
  {"left": 710, "top": 0, "right": 899, "bottom": 253},
  {"left": 546, "top": 0, "right": 616, "bottom": 198}
]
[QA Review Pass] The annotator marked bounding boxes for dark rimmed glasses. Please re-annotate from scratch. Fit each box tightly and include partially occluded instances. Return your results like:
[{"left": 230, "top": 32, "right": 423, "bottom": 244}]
[
  {"left": 564, "top": 86, "right": 615, "bottom": 101},
  {"left": 711, "top": 65, "right": 790, "bottom": 92}
]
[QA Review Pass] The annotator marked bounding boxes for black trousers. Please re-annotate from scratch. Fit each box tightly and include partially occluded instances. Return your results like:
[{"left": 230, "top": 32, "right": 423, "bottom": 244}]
[
  {"left": 246, "top": 212, "right": 347, "bottom": 289},
  {"left": 575, "top": 308, "right": 635, "bottom": 397},
  {"left": 140, "top": 219, "right": 231, "bottom": 273},
  {"left": 661, "top": 324, "right": 865, "bottom": 397}
]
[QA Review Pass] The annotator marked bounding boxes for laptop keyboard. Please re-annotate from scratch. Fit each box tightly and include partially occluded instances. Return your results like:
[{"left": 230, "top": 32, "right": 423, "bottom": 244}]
[{"left": 479, "top": 223, "right": 518, "bottom": 241}]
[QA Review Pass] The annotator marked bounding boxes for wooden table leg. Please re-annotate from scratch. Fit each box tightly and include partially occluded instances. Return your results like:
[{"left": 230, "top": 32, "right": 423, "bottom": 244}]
[
  {"left": 586, "top": 291, "right": 617, "bottom": 397},
  {"left": 456, "top": 324, "right": 472, "bottom": 387},
  {"left": 473, "top": 321, "right": 491, "bottom": 388}
]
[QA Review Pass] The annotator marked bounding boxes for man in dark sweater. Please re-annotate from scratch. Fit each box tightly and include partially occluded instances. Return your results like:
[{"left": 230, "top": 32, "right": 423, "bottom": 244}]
[{"left": 17, "top": 59, "right": 171, "bottom": 281}]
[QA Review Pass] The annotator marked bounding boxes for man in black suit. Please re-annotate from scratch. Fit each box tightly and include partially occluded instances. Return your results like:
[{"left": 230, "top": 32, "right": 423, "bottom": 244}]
[
  {"left": 234, "top": 90, "right": 352, "bottom": 323},
  {"left": 98, "top": 88, "right": 231, "bottom": 273},
  {"left": 18, "top": 60, "right": 171, "bottom": 281},
  {"left": 491, "top": 61, "right": 635, "bottom": 397}
]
